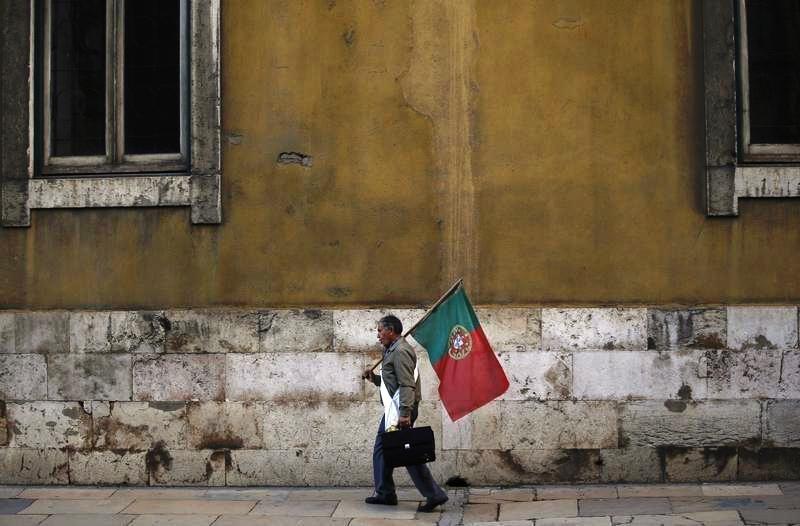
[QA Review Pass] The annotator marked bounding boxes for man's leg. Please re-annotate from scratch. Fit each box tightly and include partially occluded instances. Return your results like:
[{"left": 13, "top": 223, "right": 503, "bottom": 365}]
[
  {"left": 371, "top": 416, "right": 397, "bottom": 501},
  {"left": 406, "top": 407, "right": 448, "bottom": 510},
  {"left": 406, "top": 463, "right": 448, "bottom": 500},
  {"left": 372, "top": 417, "right": 382, "bottom": 494}
]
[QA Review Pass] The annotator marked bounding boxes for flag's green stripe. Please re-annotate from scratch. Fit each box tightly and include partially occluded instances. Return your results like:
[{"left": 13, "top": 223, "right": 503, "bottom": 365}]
[{"left": 410, "top": 287, "right": 479, "bottom": 364}]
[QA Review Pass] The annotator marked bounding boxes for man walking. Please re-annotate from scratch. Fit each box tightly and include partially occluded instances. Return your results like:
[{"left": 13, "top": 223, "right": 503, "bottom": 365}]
[{"left": 362, "top": 314, "right": 449, "bottom": 513}]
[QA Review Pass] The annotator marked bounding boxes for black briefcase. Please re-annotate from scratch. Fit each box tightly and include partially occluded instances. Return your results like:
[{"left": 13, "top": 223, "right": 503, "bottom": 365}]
[{"left": 381, "top": 426, "right": 436, "bottom": 468}]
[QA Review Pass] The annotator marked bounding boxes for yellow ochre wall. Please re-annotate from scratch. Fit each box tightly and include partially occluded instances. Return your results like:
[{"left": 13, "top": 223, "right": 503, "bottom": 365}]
[{"left": 2, "top": 0, "right": 799, "bottom": 309}]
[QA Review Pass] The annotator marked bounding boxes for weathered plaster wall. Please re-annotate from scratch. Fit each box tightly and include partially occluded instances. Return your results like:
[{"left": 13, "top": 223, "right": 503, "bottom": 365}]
[
  {"left": 0, "top": 1, "right": 799, "bottom": 308},
  {"left": 1, "top": 306, "right": 799, "bottom": 485}
]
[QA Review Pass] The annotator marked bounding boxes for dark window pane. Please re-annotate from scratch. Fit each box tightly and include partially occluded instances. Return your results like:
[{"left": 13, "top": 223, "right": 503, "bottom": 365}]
[
  {"left": 746, "top": 0, "right": 800, "bottom": 144},
  {"left": 124, "top": 0, "right": 181, "bottom": 155},
  {"left": 51, "top": 0, "right": 106, "bottom": 157}
]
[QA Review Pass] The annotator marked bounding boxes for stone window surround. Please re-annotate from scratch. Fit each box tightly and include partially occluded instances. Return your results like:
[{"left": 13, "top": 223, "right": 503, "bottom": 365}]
[
  {"left": 0, "top": 0, "right": 221, "bottom": 227},
  {"left": 704, "top": 0, "right": 800, "bottom": 216}
]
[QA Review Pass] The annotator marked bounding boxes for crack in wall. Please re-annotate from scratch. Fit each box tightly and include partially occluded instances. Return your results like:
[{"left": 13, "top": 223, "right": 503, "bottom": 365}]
[{"left": 398, "top": 0, "right": 479, "bottom": 293}]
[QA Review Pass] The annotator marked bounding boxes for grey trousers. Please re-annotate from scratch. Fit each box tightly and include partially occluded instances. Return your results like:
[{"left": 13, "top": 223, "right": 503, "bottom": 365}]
[{"left": 372, "top": 410, "right": 447, "bottom": 500}]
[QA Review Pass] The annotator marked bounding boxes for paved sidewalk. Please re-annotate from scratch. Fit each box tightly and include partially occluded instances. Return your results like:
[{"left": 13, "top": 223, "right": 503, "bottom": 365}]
[{"left": 0, "top": 482, "right": 798, "bottom": 525}]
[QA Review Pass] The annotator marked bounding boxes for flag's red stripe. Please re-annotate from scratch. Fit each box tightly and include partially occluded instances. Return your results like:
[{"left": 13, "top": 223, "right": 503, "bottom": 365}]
[{"left": 432, "top": 326, "right": 509, "bottom": 421}]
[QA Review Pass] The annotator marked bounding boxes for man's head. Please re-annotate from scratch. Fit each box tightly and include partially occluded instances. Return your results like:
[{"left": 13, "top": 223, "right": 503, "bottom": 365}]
[{"left": 377, "top": 315, "right": 403, "bottom": 347}]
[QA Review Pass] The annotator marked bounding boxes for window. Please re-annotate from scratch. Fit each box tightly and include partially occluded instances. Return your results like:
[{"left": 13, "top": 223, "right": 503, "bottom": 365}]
[
  {"left": 738, "top": 0, "right": 800, "bottom": 161},
  {"left": 42, "top": 0, "right": 187, "bottom": 174},
  {"left": 0, "top": 0, "right": 221, "bottom": 227},
  {"left": 703, "top": 0, "right": 800, "bottom": 216}
]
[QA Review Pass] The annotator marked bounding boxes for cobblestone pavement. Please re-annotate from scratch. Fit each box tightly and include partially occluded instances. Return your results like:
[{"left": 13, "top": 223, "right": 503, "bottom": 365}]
[{"left": 0, "top": 482, "right": 798, "bottom": 525}]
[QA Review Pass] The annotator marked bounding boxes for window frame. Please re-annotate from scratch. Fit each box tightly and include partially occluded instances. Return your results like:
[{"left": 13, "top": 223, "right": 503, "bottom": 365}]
[
  {"left": 0, "top": 0, "right": 221, "bottom": 227},
  {"left": 737, "top": 0, "right": 800, "bottom": 161},
  {"left": 703, "top": 0, "right": 800, "bottom": 216},
  {"left": 41, "top": 0, "right": 189, "bottom": 175}
]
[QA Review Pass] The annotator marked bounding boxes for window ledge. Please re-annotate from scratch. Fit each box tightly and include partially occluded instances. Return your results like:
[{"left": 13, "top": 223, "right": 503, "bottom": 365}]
[
  {"left": 736, "top": 166, "right": 800, "bottom": 198},
  {"left": 23, "top": 173, "right": 221, "bottom": 222},
  {"left": 29, "top": 175, "right": 191, "bottom": 209},
  {"left": 707, "top": 165, "right": 800, "bottom": 216}
]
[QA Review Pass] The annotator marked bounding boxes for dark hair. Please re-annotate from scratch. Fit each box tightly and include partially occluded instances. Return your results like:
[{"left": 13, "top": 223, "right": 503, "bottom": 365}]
[{"left": 378, "top": 315, "right": 403, "bottom": 335}]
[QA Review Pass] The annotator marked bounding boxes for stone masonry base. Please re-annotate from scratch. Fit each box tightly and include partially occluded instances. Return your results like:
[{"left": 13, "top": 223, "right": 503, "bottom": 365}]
[{"left": 0, "top": 307, "right": 798, "bottom": 485}]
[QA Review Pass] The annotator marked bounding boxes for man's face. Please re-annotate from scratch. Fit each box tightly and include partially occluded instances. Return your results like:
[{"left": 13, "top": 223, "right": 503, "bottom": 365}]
[{"left": 377, "top": 323, "right": 396, "bottom": 347}]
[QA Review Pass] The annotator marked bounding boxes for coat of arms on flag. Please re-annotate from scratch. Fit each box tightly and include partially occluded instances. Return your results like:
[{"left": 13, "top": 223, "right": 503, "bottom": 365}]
[{"left": 409, "top": 280, "right": 509, "bottom": 421}]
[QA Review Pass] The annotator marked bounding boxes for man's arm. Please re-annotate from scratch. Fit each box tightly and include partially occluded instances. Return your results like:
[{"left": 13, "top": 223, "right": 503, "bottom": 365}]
[
  {"left": 362, "top": 369, "right": 381, "bottom": 386},
  {"left": 394, "top": 345, "right": 417, "bottom": 419}
]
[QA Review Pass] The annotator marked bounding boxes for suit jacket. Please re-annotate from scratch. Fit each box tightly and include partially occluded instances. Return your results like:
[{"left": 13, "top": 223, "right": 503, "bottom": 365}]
[{"left": 372, "top": 336, "right": 422, "bottom": 417}]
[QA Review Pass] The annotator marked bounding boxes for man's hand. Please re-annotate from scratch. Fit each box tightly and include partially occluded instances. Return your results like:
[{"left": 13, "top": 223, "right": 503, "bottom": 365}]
[
  {"left": 361, "top": 369, "right": 375, "bottom": 381},
  {"left": 397, "top": 415, "right": 411, "bottom": 428}
]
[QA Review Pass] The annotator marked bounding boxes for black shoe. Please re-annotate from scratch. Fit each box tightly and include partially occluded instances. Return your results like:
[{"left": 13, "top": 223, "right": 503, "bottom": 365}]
[
  {"left": 417, "top": 495, "right": 448, "bottom": 512},
  {"left": 365, "top": 495, "right": 398, "bottom": 505}
]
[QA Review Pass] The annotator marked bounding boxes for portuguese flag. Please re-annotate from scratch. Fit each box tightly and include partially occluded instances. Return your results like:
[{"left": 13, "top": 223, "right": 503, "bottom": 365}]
[{"left": 409, "top": 281, "right": 509, "bottom": 421}]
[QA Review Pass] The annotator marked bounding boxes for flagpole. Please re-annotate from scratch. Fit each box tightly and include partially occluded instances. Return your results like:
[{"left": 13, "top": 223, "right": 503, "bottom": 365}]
[
  {"left": 402, "top": 277, "right": 463, "bottom": 337},
  {"left": 367, "top": 278, "right": 464, "bottom": 373}
]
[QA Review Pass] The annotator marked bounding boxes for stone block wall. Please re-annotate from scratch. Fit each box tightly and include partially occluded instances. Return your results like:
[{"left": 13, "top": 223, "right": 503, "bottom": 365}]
[{"left": 0, "top": 306, "right": 798, "bottom": 486}]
